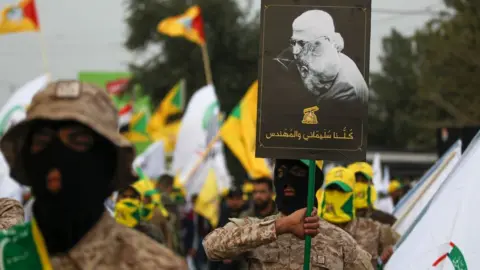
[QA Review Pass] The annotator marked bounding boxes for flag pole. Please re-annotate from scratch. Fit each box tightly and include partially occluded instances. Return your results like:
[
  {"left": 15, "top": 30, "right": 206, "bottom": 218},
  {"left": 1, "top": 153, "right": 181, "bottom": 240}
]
[
  {"left": 303, "top": 160, "right": 316, "bottom": 270},
  {"left": 180, "top": 131, "right": 221, "bottom": 185},
  {"left": 200, "top": 43, "right": 213, "bottom": 85},
  {"left": 36, "top": 29, "right": 50, "bottom": 78}
]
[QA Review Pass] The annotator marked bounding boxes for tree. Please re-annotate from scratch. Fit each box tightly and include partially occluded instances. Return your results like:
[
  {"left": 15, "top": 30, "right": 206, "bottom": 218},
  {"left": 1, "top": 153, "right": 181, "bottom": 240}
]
[
  {"left": 369, "top": 29, "right": 428, "bottom": 149},
  {"left": 370, "top": 0, "right": 480, "bottom": 150},
  {"left": 124, "top": 0, "right": 260, "bottom": 186},
  {"left": 413, "top": 0, "right": 480, "bottom": 128}
]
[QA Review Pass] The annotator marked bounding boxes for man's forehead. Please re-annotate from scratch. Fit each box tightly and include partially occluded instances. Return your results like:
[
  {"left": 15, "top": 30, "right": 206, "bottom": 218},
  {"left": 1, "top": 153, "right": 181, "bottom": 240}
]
[{"left": 291, "top": 30, "right": 315, "bottom": 41}]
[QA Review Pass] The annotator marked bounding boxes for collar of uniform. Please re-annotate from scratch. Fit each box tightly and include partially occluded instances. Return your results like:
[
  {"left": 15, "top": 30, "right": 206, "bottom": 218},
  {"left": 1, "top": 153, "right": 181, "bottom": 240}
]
[
  {"left": 58, "top": 212, "right": 114, "bottom": 262},
  {"left": 342, "top": 218, "right": 358, "bottom": 233}
]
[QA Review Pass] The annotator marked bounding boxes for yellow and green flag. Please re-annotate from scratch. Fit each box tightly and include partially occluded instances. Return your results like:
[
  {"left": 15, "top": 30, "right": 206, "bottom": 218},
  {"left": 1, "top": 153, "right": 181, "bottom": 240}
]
[
  {"left": 220, "top": 81, "right": 271, "bottom": 179},
  {"left": 148, "top": 80, "right": 186, "bottom": 153},
  {"left": 148, "top": 79, "right": 186, "bottom": 134}
]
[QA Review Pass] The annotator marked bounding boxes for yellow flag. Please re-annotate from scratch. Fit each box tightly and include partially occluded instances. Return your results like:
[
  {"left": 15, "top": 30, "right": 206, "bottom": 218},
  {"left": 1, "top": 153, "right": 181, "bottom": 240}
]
[{"left": 220, "top": 81, "right": 271, "bottom": 179}]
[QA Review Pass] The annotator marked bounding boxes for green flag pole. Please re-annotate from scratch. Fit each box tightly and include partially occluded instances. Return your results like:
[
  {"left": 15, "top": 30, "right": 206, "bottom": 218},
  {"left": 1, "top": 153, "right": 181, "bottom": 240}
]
[{"left": 303, "top": 159, "right": 316, "bottom": 269}]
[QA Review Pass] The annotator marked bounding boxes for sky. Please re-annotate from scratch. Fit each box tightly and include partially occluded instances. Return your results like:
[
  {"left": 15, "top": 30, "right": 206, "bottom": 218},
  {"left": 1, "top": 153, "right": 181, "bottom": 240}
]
[{"left": 0, "top": 0, "right": 445, "bottom": 105}]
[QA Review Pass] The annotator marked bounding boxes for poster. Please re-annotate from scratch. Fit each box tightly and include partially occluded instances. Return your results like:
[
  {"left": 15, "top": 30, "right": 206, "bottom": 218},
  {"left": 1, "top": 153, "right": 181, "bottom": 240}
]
[{"left": 256, "top": 0, "right": 371, "bottom": 161}]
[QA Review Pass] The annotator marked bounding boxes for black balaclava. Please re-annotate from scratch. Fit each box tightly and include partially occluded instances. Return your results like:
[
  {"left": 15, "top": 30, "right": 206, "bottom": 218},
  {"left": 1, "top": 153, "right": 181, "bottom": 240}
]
[
  {"left": 274, "top": 159, "right": 323, "bottom": 215},
  {"left": 23, "top": 120, "right": 117, "bottom": 255}
]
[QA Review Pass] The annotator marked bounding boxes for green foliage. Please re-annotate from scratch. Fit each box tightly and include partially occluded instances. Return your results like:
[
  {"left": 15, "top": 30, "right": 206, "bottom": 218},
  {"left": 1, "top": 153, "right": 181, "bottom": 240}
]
[{"left": 369, "top": 0, "right": 480, "bottom": 149}]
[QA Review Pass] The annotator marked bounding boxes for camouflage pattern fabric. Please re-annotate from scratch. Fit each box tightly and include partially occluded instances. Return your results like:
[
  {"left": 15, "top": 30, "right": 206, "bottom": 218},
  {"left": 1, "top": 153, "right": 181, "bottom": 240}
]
[
  {"left": 343, "top": 217, "right": 400, "bottom": 267},
  {"left": 49, "top": 213, "right": 187, "bottom": 269},
  {"left": 356, "top": 208, "right": 397, "bottom": 226},
  {"left": 203, "top": 213, "right": 373, "bottom": 270},
  {"left": 0, "top": 198, "right": 24, "bottom": 229}
]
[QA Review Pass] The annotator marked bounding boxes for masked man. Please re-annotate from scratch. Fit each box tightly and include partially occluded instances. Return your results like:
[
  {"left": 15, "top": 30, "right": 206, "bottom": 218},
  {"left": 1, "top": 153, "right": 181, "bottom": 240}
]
[
  {"left": 347, "top": 162, "right": 397, "bottom": 225},
  {"left": 114, "top": 180, "right": 166, "bottom": 244},
  {"left": 240, "top": 177, "right": 277, "bottom": 219},
  {"left": 275, "top": 10, "right": 368, "bottom": 104},
  {"left": 321, "top": 167, "right": 400, "bottom": 268},
  {"left": 203, "top": 159, "right": 373, "bottom": 270},
  {"left": 0, "top": 80, "right": 186, "bottom": 269}
]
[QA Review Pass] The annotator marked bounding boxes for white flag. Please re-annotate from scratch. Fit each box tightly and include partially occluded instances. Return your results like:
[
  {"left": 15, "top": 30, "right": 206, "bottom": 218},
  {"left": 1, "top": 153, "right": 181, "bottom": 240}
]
[
  {"left": 133, "top": 140, "right": 166, "bottom": 180},
  {"left": 392, "top": 140, "right": 461, "bottom": 235},
  {"left": 172, "top": 84, "right": 231, "bottom": 198},
  {"left": 385, "top": 136, "right": 479, "bottom": 270},
  {"left": 0, "top": 74, "right": 50, "bottom": 136},
  {"left": 172, "top": 84, "right": 217, "bottom": 176}
]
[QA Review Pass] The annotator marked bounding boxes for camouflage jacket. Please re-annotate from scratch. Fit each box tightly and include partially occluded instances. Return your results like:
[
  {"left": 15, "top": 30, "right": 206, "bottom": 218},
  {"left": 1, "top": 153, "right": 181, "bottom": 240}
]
[
  {"left": 50, "top": 212, "right": 187, "bottom": 269},
  {"left": 203, "top": 213, "right": 373, "bottom": 270},
  {"left": 343, "top": 218, "right": 400, "bottom": 266},
  {"left": 0, "top": 198, "right": 24, "bottom": 229},
  {"left": 356, "top": 208, "right": 397, "bottom": 226}
]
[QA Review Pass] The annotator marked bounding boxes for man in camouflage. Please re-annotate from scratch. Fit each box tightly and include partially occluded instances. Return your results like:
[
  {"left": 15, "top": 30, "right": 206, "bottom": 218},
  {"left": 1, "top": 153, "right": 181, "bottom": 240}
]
[
  {"left": 0, "top": 80, "right": 186, "bottom": 269},
  {"left": 320, "top": 166, "right": 400, "bottom": 268},
  {"left": 347, "top": 162, "right": 397, "bottom": 225},
  {"left": 203, "top": 159, "right": 373, "bottom": 269}
]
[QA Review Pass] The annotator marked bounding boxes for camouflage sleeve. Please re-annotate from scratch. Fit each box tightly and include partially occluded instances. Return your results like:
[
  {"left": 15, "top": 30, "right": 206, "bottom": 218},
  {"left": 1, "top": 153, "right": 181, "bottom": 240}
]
[
  {"left": 0, "top": 198, "right": 24, "bottom": 229},
  {"left": 379, "top": 224, "right": 401, "bottom": 252},
  {"left": 202, "top": 217, "right": 277, "bottom": 260},
  {"left": 343, "top": 243, "right": 374, "bottom": 270}
]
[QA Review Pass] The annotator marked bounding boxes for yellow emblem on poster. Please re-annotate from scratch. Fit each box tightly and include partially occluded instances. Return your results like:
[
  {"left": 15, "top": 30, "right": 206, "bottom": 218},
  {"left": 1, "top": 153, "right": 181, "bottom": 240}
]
[{"left": 302, "top": 106, "right": 319, "bottom": 125}]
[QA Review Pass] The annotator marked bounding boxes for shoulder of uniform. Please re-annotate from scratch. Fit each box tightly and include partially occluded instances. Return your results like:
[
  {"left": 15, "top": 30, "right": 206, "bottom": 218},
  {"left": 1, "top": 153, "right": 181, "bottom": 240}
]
[
  {"left": 227, "top": 213, "right": 278, "bottom": 227},
  {"left": 115, "top": 224, "right": 186, "bottom": 269},
  {"left": 0, "top": 198, "right": 22, "bottom": 207},
  {"left": 316, "top": 219, "right": 357, "bottom": 245},
  {"left": 356, "top": 217, "right": 382, "bottom": 229},
  {"left": 227, "top": 216, "right": 258, "bottom": 226},
  {"left": 0, "top": 198, "right": 23, "bottom": 214}
]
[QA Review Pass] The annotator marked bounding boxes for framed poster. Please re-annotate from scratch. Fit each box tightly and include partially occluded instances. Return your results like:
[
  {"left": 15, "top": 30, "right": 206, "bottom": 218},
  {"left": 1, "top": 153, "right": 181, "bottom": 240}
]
[{"left": 256, "top": 0, "right": 371, "bottom": 162}]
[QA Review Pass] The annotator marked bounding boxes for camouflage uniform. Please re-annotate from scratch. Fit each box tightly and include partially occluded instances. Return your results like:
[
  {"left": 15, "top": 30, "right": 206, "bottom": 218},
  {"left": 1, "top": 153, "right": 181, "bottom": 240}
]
[
  {"left": 355, "top": 208, "right": 397, "bottom": 226},
  {"left": 0, "top": 198, "right": 24, "bottom": 229},
  {"left": 343, "top": 217, "right": 400, "bottom": 267},
  {"left": 49, "top": 213, "right": 185, "bottom": 269},
  {"left": 203, "top": 213, "right": 373, "bottom": 270}
]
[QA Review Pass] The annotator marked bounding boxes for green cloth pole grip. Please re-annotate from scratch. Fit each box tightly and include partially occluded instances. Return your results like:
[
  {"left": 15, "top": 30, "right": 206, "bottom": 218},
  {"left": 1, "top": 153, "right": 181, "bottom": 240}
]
[{"left": 303, "top": 159, "right": 316, "bottom": 270}]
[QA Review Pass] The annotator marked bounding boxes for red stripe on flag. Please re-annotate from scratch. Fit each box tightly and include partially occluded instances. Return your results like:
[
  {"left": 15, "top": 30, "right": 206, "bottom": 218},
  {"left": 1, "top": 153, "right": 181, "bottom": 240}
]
[
  {"left": 106, "top": 78, "right": 129, "bottom": 94},
  {"left": 432, "top": 253, "right": 448, "bottom": 266},
  {"left": 449, "top": 242, "right": 455, "bottom": 248},
  {"left": 22, "top": 0, "right": 39, "bottom": 29},
  {"left": 192, "top": 11, "right": 205, "bottom": 42},
  {"left": 119, "top": 104, "right": 132, "bottom": 115}
]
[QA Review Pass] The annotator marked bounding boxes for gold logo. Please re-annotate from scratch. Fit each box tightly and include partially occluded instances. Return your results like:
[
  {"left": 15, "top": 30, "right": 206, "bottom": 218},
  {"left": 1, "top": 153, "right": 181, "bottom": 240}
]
[
  {"left": 325, "top": 203, "right": 334, "bottom": 213},
  {"left": 302, "top": 106, "right": 319, "bottom": 125}
]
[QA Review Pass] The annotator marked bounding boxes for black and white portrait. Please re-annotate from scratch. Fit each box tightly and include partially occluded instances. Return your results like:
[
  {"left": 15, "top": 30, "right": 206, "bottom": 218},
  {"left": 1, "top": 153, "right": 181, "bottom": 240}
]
[
  {"left": 256, "top": 0, "right": 371, "bottom": 162},
  {"left": 274, "top": 9, "right": 368, "bottom": 104}
]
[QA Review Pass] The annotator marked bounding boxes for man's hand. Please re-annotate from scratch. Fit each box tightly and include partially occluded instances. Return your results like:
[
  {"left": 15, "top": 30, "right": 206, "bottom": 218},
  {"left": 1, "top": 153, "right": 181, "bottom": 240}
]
[
  {"left": 275, "top": 207, "right": 320, "bottom": 239},
  {"left": 187, "top": 248, "right": 197, "bottom": 257},
  {"left": 380, "top": 246, "right": 394, "bottom": 264}
]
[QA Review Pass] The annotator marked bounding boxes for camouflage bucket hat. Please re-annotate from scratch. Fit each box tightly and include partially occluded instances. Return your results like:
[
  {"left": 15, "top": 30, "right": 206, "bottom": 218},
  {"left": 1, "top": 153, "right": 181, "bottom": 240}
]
[{"left": 0, "top": 80, "right": 136, "bottom": 189}]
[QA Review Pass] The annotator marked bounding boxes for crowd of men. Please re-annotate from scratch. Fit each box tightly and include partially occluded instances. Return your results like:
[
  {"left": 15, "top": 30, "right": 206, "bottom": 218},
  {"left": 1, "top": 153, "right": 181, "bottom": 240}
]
[{"left": 0, "top": 80, "right": 412, "bottom": 269}]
